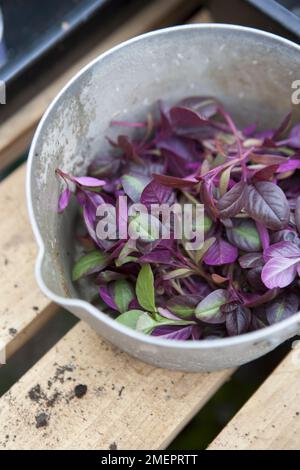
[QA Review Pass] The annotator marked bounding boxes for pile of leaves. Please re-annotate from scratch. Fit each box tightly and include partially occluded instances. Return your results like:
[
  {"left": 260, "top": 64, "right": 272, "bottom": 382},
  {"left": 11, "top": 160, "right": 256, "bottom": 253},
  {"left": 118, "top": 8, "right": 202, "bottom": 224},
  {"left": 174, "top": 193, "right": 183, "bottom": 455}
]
[{"left": 56, "top": 96, "right": 300, "bottom": 340}]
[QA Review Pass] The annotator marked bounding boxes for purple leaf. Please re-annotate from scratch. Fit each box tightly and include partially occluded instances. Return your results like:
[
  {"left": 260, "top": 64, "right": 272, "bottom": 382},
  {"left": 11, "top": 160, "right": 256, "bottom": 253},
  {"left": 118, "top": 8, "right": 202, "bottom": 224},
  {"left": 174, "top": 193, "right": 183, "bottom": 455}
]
[
  {"left": 295, "top": 196, "right": 300, "bottom": 235},
  {"left": 277, "top": 159, "right": 300, "bottom": 173},
  {"left": 203, "top": 238, "right": 238, "bottom": 266},
  {"left": 255, "top": 221, "right": 270, "bottom": 251},
  {"left": 151, "top": 325, "right": 194, "bottom": 340},
  {"left": 271, "top": 229, "right": 300, "bottom": 244},
  {"left": 99, "top": 285, "right": 118, "bottom": 311},
  {"left": 139, "top": 250, "right": 176, "bottom": 265},
  {"left": 222, "top": 302, "right": 251, "bottom": 336},
  {"left": 117, "top": 135, "right": 143, "bottom": 164},
  {"left": 73, "top": 175, "right": 106, "bottom": 187},
  {"left": 140, "top": 180, "right": 173, "bottom": 208},
  {"left": 152, "top": 173, "right": 198, "bottom": 188},
  {"left": 157, "top": 307, "right": 182, "bottom": 320},
  {"left": 261, "top": 256, "right": 300, "bottom": 289},
  {"left": 242, "top": 288, "right": 280, "bottom": 308},
  {"left": 238, "top": 253, "right": 264, "bottom": 269},
  {"left": 245, "top": 181, "right": 290, "bottom": 230},
  {"left": 217, "top": 181, "right": 247, "bottom": 218},
  {"left": 264, "top": 241, "right": 300, "bottom": 261},
  {"left": 280, "top": 124, "right": 300, "bottom": 148},
  {"left": 265, "top": 293, "right": 299, "bottom": 324},
  {"left": 170, "top": 106, "right": 209, "bottom": 128},
  {"left": 58, "top": 187, "right": 72, "bottom": 213},
  {"left": 249, "top": 154, "right": 288, "bottom": 165},
  {"left": 200, "top": 179, "right": 218, "bottom": 219},
  {"left": 251, "top": 309, "right": 268, "bottom": 330},
  {"left": 176, "top": 96, "right": 219, "bottom": 118},
  {"left": 273, "top": 112, "right": 292, "bottom": 140},
  {"left": 246, "top": 266, "right": 266, "bottom": 292},
  {"left": 157, "top": 135, "right": 195, "bottom": 162}
]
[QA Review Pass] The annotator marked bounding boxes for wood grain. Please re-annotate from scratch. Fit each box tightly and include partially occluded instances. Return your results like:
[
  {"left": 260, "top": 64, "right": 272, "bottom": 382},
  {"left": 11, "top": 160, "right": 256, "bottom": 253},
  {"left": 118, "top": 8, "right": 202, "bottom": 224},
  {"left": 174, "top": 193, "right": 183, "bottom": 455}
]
[
  {"left": 188, "top": 8, "right": 214, "bottom": 23},
  {"left": 0, "top": 322, "right": 231, "bottom": 450},
  {"left": 0, "top": 165, "right": 57, "bottom": 359},
  {"left": 209, "top": 347, "right": 300, "bottom": 450},
  {"left": 0, "top": 0, "right": 201, "bottom": 172}
]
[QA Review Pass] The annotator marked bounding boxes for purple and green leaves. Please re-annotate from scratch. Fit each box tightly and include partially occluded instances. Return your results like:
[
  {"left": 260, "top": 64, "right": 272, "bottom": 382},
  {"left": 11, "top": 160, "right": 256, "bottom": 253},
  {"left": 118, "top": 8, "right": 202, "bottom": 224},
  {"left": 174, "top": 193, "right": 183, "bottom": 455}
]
[
  {"left": 261, "top": 241, "right": 300, "bottom": 288},
  {"left": 265, "top": 294, "right": 299, "bottom": 324},
  {"left": 72, "top": 250, "right": 109, "bottom": 281},
  {"left": 56, "top": 96, "right": 300, "bottom": 341},
  {"left": 195, "top": 290, "right": 228, "bottom": 324},
  {"left": 226, "top": 219, "right": 262, "bottom": 252}
]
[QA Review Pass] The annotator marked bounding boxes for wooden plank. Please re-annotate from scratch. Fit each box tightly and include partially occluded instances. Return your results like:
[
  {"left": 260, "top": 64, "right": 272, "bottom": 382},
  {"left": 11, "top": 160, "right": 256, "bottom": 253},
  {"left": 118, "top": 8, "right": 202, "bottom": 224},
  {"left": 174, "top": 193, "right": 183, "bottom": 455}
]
[
  {"left": 0, "top": 322, "right": 231, "bottom": 450},
  {"left": 0, "top": 0, "right": 201, "bottom": 172},
  {"left": 0, "top": 165, "right": 58, "bottom": 359},
  {"left": 188, "top": 8, "right": 214, "bottom": 23},
  {"left": 209, "top": 348, "right": 300, "bottom": 450}
]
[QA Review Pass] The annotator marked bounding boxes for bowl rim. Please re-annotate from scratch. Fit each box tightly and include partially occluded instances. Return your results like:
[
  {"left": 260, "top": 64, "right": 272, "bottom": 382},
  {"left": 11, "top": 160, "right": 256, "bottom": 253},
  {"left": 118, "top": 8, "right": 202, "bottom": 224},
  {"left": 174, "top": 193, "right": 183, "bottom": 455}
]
[{"left": 26, "top": 23, "right": 300, "bottom": 350}]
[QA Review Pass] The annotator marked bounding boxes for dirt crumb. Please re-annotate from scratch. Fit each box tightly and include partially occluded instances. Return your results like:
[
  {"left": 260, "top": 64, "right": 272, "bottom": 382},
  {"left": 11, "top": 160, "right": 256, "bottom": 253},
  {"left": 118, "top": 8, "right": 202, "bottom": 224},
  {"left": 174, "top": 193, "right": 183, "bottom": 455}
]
[
  {"left": 35, "top": 413, "right": 49, "bottom": 429},
  {"left": 54, "top": 364, "right": 74, "bottom": 384},
  {"left": 109, "top": 442, "right": 118, "bottom": 450},
  {"left": 28, "top": 384, "right": 42, "bottom": 403},
  {"left": 74, "top": 384, "right": 87, "bottom": 399},
  {"left": 8, "top": 328, "right": 17, "bottom": 336}
]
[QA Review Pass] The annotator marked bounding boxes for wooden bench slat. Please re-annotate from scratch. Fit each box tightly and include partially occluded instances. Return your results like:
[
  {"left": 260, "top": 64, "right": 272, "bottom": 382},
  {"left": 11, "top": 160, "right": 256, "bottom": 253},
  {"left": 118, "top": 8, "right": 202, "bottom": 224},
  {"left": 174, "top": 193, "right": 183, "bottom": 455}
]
[
  {"left": 188, "top": 7, "right": 213, "bottom": 23},
  {"left": 208, "top": 347, "right": 300, "bottom": 450},
  {"left": 0, "top": 165, "right": 58, "bottom": 359},
  {"left": 0, "top": 0, "right": 201, "bottom": 172},
  {"left": 0, "top": 322, "right": 231, "bottom": 450}
]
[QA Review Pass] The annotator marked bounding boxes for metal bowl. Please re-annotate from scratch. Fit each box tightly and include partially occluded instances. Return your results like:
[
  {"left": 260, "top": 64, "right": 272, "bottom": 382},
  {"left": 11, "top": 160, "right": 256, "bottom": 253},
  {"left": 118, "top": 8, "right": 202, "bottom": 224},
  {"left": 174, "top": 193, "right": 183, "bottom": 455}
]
[{"left": 27, "top": 24, "right": 300, "bottom": 371}]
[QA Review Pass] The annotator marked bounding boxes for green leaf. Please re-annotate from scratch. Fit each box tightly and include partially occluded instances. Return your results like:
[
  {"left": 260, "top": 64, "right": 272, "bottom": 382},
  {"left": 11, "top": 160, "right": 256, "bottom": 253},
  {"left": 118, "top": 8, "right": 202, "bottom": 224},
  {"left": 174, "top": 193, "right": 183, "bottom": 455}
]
[
  {"left": 219, "top": 166, "right": 232, "bottom": 196},
  {"left": 115, "top": 239, "right": 137, "bottom": 267},
  {"left": 195, "top": 289, "right": 227, "bottom": 324},
  {"left": 115, "top": 255, "right": 138, "bottom": 267},
  {"left": 165, "top": 295, "right": 202, "bottom": 319},
  {"left": 204, "top": 215, "right": 213, "bottom": 233},
  {"left": 136, "top": 312, "right": 157, "bottom": 334},
  {"left": 162, "top": 268, "right": 193, "bottom": 281},
  {"left": 113, "top": 280, "right": 135, "bottom": 313},
  {"left": 128, "top": 213, "right": 161, "bottom": 242},
  {"left": 121, "top": 174, "right": 150, "bottom": 202},
  {"left": 136, "top": 312, "right": 195, "bottom": 334},
  {"left": 72, "top": 250, "right": 109, "bottom": 281},
  {"left": 116, "top": 310, "right": 145, "bottom": 329},
  {"left": 136, "top": 264, "right": 156, "bottom": 312},
  {"left": 226, "top": 219, "right": 262, "bottom": 252}
]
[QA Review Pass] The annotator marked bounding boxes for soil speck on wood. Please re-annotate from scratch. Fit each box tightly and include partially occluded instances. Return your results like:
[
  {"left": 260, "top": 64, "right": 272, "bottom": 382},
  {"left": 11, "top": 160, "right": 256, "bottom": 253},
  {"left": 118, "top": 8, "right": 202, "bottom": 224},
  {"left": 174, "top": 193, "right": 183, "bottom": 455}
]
[
  {"left": 28, "top": 384, "right": 42, "bottom": 403},
  {"left": 8, "top": 327, "right": 17, "bottom": 336},
  {"left": 74, "top": 384, "right": 87, "bottom": 399},
  {"left": 35, "top": 413, "right": 49, "bottom": 428}
]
